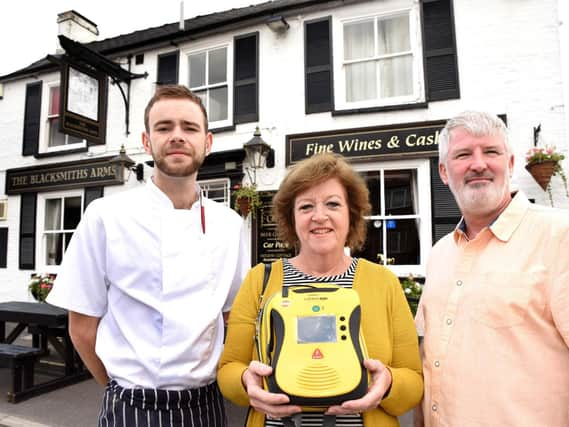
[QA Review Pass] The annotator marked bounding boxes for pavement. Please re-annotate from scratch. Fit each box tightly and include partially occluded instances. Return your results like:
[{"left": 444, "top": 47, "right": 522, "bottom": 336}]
[
  {"left": 0, "top": 377, "right": 249, "bottom": 426},
  {"left": 0, "top": 324, "right": 412, "bottom": 426}
]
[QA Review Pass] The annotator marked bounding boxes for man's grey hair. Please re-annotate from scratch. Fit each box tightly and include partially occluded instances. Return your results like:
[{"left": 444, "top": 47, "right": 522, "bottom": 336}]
[{"left": 438, "top": 111, "right": 511, "bottom": 164}]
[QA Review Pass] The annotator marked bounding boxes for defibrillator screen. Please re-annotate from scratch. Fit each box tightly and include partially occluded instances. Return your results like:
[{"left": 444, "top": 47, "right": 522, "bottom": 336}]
[{"left": 297, "top": 315, "right": 337, "bottom": 343}]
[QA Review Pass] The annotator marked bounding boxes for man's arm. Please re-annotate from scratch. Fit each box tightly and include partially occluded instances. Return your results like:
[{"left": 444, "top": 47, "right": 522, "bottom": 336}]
[{"left": 68, "top": 311, "right": 109, "bottom": 385}]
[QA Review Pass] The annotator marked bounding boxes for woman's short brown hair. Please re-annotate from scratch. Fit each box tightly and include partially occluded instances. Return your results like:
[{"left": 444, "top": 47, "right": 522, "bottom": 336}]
[{"left": 272, "top": 153, "right": 371, "bottom": 251}]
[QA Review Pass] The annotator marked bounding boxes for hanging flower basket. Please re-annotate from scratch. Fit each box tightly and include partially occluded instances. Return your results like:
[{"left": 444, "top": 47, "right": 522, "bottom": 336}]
[
  {"left": 28, "top": 273, "right": 56, "bottom": 302},
  {"left": 233, "top": 184, "right": 262, "bottom": 218},
  {"left": 525, "top": 160, "right": 557, "bottom": 191},
  {"left": 525, "top": 145, "right": 569, "bottom": 206},
  {"left": 236, "top": 196, "right": 251, "bottom": 217}
]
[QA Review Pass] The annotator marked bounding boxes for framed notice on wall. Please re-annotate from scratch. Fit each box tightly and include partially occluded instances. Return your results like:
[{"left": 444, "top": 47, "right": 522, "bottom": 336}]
[
  {"left": 252, "top": 191, "right": 295, "bottom": 264},
  {"left": 60, "top": 61, "right": 108, "bottom": 145}
]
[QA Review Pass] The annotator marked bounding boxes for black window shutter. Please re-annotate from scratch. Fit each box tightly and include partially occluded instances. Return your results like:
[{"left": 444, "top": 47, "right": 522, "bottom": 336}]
[
  {"left": 22, "top": 81, "right": 43, "bottom": 156},
  {"left": 304, "top": 17, "right": 333, "bottom": 114},
  {"left": 234, "top": 32, "right": 259, "bottom": 124},
  {"left": 0, "top": 228, "right": 8, "bottom": 268},
  {"left": 422, "top": 0, "right": 460, "bottom": 101},
  {"left": 430, "top": 158, "right": 461, "bottom": 243},
  {"left": 20, "top": 193, "right": 37, "bottom": 270},
  {"left": 157, "top": 51, "right": 179, "bottom": 85},
  {"left": 84, "top": 186, "right": 104, "bottom": 211}
]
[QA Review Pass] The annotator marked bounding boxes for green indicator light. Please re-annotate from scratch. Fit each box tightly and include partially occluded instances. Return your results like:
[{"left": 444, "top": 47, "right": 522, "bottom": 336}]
[{"left": 312, "top": 305, "right": 320, "bottom": 312}]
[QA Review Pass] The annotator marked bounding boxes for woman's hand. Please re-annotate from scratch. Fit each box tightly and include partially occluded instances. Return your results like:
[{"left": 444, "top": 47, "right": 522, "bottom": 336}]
[
  {"left": 242, "top": 361, "right": 302, "bottom": 419},
  {"left": 325, "top": 358, "right": 392, "bottom": 415}
]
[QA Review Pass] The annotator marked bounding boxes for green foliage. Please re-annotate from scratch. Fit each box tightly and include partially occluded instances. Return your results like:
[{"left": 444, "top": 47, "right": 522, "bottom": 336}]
[
  {"left": 526, "top": 146, "right": 569, "bottom": 205},
  {"left": 525, "top": 146, "right": 565, "bottom": 165},
  {"left": 29, "top": 273, "right": 55, "bottom": 302},
  {"left": 233, "top": 184, "right": 262, "bottom": 217},
  {"left": 400, "top": 274, "right": 423, "bottom": 316}
]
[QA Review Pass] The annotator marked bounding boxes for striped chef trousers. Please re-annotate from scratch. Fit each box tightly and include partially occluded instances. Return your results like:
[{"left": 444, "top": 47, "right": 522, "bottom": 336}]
[{"left": 98, "top": 379, "right": 227, "bottom": 427}]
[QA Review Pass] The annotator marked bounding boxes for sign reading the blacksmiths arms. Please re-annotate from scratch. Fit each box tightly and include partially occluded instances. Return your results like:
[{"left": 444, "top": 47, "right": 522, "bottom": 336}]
[
  {"left": 286, "top": 120, "right": 446, "bottom": 165},
  {"left": 253, "top": 191, "right": 295, "bottom": 264},
  {"left": 6, "top": 156, "right": 122, "bottom": 194}
]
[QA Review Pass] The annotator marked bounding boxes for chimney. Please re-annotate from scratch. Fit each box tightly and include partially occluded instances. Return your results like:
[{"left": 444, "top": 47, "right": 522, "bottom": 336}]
[
  {"left": 56, "top": 10, "right": 99, "bottom": 53},
  {"left": 179, "top": 1, "right": 185, "bottom": 31}
]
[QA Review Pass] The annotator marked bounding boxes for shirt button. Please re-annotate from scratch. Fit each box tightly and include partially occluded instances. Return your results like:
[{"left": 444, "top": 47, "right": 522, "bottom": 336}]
[
  {"left": 432, "top": 404, "right": 438, "bottom": 412},
  {"left": 446, "top": 318, "right": 453, "bottom": 325},
  {"left": 456, "top": 280, "right": 463, "bottom": 286},
  {"left": 434, "top": 360, "right": 440, "bottom": 367}
]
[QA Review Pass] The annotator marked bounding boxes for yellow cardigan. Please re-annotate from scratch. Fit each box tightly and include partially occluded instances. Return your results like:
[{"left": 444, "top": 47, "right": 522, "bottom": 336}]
[{"left": 218, "top": 258, "right": 423, "bottom": 427}]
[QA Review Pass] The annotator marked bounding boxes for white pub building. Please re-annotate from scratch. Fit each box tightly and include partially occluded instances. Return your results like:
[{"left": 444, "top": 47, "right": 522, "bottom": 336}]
[{"left": 0, "top": 0, "right": 567, "bottom": 301}]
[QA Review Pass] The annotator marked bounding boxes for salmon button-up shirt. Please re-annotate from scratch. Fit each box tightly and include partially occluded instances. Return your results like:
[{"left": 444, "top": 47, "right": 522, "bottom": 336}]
[{"left": 416, "top": 192, "right": 569, "bottom": 427}]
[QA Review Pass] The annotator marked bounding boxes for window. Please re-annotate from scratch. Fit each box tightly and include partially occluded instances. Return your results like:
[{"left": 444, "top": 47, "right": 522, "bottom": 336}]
[
  {"left": 352, "top": 160, "right": 431, "bottom": 276},
  {"left": 41, "top": 193, "right": 83, "bottom": 266},
  {"left": 46, "top": 85, "right": 84, "bottom": 150},
  {"left": 188, "top": 47, "right": 230, "bottom": 125},
  {"left": 306, "top": 2, "right": 458, "bottom": 113},
  {"left": 340, "top": 10, "right": 421, "bottom": 108},
  {"left": 183, "top": 33, "right": 258, "bottom": 127},
  {"left": 199, "top": 178, "right": 230, "bottom": 206}
]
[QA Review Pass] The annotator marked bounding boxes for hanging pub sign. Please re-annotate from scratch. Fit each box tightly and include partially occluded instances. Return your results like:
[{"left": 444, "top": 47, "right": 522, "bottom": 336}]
[
  {"left": 59, "top": 60, "right": 108, "bottom": 145},
  {"left": 286, "top": 119, "right": 447, "bottom": 165},
  {"left": 253, "top": 191, "right": 295, "bottom": 264},
  {"left": 5, "top": 156, "right": 122, "bottom": 194}
]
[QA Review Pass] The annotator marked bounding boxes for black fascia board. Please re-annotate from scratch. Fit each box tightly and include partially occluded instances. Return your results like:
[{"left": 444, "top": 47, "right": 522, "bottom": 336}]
[{"left": 58, "top": 35, "right": 146, "bottom": 82}]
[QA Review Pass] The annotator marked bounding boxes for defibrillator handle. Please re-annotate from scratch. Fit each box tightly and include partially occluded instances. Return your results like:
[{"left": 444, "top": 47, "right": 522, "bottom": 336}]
[{"left": 282, "top": 284, "right": 340, "bottom": 297}]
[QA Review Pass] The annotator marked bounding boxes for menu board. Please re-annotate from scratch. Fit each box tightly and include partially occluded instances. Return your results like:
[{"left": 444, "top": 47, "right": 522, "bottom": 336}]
[{"left": 253, "top": 191, "right": 295, "bottom": 264}]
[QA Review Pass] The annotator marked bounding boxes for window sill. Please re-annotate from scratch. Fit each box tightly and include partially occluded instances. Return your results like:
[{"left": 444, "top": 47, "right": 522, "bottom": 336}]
[
  {"left": 210, "top": 124, "right": 236, "bottom": 134},
  {"left": 332, "top": 101, "right": 428, "bottom": 116},
  {"left": 34, "top": 147, "right": 88, "bottom": 159}
]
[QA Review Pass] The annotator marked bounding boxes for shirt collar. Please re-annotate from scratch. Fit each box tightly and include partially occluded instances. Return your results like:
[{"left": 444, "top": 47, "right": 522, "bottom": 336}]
[
  {"left": 489, "top": 191, "right": 530, "bottom": 242},
  {"left": 147, "top": 177, "right": 174, "bottom": 208},
  {"left": 146, "top": 178, "right": 203, "bottom": 210},
  {"left": 453, "top": 192, "right": 530, "bottom": 243}
]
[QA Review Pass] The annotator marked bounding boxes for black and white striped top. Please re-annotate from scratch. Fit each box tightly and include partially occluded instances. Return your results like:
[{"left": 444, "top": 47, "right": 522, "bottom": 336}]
[{"left": 264, "top": 257, "right": 364, "bottom": 427}]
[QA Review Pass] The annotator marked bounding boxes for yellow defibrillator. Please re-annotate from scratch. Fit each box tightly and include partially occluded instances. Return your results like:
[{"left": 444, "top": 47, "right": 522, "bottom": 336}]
[{"left": 255, "top": 280, "right": 369, "bottom": 409}]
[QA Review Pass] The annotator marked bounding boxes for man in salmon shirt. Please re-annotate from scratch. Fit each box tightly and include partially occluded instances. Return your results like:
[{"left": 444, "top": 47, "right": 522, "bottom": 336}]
[{"left": 415, "top": 110, "right": 569, "bottom": 427}]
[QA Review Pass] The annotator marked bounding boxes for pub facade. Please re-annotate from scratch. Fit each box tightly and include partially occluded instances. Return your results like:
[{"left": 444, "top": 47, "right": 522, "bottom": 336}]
[{"left": 0, "top": 0, "right": 567, "bottom": 300}]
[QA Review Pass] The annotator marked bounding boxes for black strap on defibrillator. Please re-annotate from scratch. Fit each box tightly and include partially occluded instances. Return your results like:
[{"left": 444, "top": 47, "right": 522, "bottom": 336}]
[
  {"left": 261, "top": 262, "right": 272, "bottom": 296},
  {"left": 281, "top": 414, "right": 336, "bottom": 427},
  {"left": 281, "top": 416, "right": 298, "bottom": 427},
  {"left": 323, "top": 415, "right": 337, "bottom": 427}
]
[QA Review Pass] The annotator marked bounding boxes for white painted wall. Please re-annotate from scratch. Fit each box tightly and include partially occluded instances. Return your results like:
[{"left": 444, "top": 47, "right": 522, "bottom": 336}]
[{"left": 0, "top": 0, "right": 567, "bottom": 300}]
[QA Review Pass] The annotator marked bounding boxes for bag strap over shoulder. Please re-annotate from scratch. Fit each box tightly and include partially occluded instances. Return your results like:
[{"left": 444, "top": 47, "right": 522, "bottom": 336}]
[
  {"left": 261, "top": 262, "right": 272, "bottom": 296},
  {"left": 257, "top": 262, "right": 273, "bottom": 310}
]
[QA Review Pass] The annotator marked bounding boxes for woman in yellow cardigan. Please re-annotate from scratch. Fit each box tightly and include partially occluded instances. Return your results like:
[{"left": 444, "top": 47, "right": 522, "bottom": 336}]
[{"left": 218, "top": 153, "right": 423, "bottom": 426}]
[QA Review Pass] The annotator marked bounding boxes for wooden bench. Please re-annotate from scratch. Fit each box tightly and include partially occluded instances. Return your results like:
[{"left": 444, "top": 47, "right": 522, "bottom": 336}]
[
  {"left": 0, "top": 343, "right": 42, "bottom": 402},
  {"left": 28, "top": 324, "right": 67, "bottom": 354}
]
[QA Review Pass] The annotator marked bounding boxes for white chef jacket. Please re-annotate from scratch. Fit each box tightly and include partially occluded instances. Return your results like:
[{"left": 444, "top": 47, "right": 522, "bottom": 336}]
[{"left": 47, "top": 179, "right": 249, "bottom": 389}]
